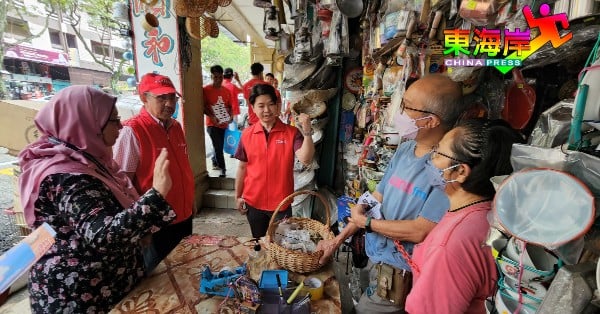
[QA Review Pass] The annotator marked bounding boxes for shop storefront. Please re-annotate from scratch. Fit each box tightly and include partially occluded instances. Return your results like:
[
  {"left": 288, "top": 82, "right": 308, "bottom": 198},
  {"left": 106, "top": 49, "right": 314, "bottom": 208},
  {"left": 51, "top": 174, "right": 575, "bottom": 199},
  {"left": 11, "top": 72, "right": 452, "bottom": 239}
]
[
  {"left": 273, "top": 0, "right": 600, "bottom": 312},
  {"left": 3, "top": 45, "right": 71, "bottom": 100}
]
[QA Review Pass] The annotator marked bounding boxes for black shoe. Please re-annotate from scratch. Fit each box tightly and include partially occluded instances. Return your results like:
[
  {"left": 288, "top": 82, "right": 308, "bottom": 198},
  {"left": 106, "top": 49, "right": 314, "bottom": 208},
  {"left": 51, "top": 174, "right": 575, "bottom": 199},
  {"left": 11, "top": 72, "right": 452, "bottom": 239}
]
[{"left": 219, "top": 170, "right": 226, "bottom": 178}]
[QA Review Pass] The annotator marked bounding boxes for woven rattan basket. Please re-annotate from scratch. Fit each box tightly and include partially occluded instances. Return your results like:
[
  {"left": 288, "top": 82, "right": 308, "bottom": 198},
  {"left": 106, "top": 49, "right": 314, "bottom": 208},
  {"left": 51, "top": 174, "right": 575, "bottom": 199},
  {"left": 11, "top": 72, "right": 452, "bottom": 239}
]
[
  {"left": 205, "top": 0, "right": 219, "bottom": 13},
  {"left": 266, "top": 190, "right": 334, "bottom": 274},
  {"left": 181, "top": 0, "right": 207, "bottom": 17}
]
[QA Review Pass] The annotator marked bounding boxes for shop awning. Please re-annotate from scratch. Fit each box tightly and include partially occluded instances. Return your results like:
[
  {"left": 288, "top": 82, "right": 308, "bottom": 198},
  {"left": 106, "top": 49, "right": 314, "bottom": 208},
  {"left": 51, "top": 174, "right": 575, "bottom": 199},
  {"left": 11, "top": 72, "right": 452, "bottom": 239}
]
[{"left": 4, "top": 45, "right": 70, "bottom": 67}]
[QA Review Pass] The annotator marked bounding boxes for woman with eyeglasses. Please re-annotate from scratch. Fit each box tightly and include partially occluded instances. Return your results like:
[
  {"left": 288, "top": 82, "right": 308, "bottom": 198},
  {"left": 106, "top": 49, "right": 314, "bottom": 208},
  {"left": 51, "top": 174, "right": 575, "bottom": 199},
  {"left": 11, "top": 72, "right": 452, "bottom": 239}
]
[
  {"left": 404, "top": 118, "right": 524, "bottom": 314},
  {"left": 19, "top": 86, "right": 176, "bottom": 313}
]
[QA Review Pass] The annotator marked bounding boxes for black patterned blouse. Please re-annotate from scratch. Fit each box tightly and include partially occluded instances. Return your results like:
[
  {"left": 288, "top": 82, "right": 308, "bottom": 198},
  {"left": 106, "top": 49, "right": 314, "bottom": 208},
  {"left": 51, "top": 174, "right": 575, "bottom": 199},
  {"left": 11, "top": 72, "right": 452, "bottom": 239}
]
[{"left": 28, "top": 173, "right": 176, "bottom": 313}]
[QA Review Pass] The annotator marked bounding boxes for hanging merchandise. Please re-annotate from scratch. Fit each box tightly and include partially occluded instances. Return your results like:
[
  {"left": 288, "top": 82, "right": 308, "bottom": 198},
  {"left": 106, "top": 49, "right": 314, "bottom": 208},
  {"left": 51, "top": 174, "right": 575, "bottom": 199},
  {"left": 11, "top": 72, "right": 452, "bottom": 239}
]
[
  {"left": 207, "top": 17, "right": 219, "bottom": 38},
  {"left": 344, "top": 67, "right": 363, "bottom": 95},
  {"left": 254, "top": 0, "right": 272, "bottom": 8},
  {"left": 185, "top": 16, "right": 204, "bottom": 40},
  {"left": 319, "top": 0, "right": 336, "bottom": 10},
  {"left": 528, "top": 100, "right": 574, "bottom": 148},
  {"left": 292, "top": 26, "right": 313, "bottom": 63},
  {"left": 381, "top": 0, "right": 404, "bottom": 41},
  {"left": 502, "top": 68, "right": 536, "bottom": 130},
  {"left": 141, "top": 13, "right": 159, "bottom": 32},
  {"left": 281, "top": 55, "right": 318, "bottom": 89},
  {"left": 458, "top": 0, "right": 503, "bottom": 26},
  {"left": 205, "top": 0, "right": 219, "bottom": 13},
  {"left": 217, "top": 0, "right": 232, "bottom": 7},
  {"left": 317, "top": 8, "right": 333, "bottom": 37},
  {"left": 175, "top": 0, "right": 206, "bottom": 17},
  {"left": 574, "top": 35, "right": 600, "bottom": 128},
  {"left": 325, "top": 10, "right": 342, "bottom": 57},
  {"left": 336, "top": 0, "right": 364, "bottom": 18},
  {"left": 264, "top": 6, "right": 281, "bottom": 40},
  {"left": 295, "top": 0, "right": 308, "bottom": 14},
  {"left": 382, "top": 64, "right": 403, "bottom": 97}
]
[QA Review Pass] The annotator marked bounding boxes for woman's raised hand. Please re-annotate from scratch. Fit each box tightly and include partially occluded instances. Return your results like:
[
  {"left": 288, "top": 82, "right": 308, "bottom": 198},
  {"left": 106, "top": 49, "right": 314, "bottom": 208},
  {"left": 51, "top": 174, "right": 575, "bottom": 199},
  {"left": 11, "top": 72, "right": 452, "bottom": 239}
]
[{"left": 152, "top": 148, "right": 172, "bottom": 197}]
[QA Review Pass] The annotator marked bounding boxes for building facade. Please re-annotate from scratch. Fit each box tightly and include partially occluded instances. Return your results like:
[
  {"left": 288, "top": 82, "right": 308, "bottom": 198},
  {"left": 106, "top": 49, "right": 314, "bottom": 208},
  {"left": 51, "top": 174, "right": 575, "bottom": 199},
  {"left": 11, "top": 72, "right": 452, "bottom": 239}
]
[{"left": 2, "top": 0, "right": 132, "bottom": 100}]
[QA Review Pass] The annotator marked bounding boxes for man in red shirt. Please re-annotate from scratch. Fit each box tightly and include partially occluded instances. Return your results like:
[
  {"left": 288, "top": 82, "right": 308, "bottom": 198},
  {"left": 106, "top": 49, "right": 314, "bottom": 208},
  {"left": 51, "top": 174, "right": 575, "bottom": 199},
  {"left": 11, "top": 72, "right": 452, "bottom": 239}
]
[
  {"left": 223, "top": 67, "right": 242, "bottom": 122},
  {"left": 113, "top": 72, "right": 195, "bottom": 272},
  {"left": 204, "top": 65, "right": 233, "bottom": 177},
  {"left": 242, "top": 63, "right": 269, "bottom": 126}
]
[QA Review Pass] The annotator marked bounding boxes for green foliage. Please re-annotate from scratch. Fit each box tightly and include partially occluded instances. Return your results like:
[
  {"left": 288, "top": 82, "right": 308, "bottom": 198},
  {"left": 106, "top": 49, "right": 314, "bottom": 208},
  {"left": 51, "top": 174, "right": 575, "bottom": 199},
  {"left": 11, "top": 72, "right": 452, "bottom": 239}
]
[{"left": 201, "top": 35, "right": 251, "bottom": 82}]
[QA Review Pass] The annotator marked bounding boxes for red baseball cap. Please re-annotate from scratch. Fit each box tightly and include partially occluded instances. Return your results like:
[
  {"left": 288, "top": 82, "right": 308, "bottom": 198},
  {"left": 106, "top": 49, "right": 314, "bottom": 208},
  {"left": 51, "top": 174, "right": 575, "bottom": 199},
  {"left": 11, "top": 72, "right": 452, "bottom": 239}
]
[{"left": 138, "top": 73, "right": 180, "bottom": 96}]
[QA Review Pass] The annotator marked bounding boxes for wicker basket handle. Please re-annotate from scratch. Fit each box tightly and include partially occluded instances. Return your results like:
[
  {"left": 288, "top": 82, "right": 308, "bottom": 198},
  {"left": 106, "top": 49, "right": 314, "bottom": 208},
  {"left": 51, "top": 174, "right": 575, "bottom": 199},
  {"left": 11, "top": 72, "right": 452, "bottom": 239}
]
[{"left": 267, "top": 190, "right": 331, "bottom": 230}]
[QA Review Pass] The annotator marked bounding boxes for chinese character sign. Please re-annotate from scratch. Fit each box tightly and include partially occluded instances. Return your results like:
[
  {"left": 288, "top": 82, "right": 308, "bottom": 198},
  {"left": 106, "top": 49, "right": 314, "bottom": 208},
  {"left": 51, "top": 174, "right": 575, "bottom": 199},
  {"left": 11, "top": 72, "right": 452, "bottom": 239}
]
[
  {"left": 443, "top": 3, "right": 572, "bottom": 74},
  {"left": 130, "top": 0, "right": 182, "bottom": 92}
]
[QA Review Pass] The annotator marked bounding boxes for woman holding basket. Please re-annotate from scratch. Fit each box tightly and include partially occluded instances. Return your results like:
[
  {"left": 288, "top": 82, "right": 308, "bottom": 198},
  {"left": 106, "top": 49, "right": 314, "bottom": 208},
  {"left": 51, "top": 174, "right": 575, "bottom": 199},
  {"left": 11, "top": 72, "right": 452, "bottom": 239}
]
[{"left": 233, "top": 84, "right": 314, "bottom": 238}]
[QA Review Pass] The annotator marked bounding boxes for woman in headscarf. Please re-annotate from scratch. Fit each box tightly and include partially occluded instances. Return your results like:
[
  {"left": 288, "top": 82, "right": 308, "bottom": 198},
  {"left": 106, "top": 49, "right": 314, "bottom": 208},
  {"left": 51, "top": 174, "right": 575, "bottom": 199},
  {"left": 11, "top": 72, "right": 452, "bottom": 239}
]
[
  {"left": 405, "top": 119, "right": 524, "bottom": 314},
  {"left": 19, "top": 86, "right": 176, "bottom": 313}
]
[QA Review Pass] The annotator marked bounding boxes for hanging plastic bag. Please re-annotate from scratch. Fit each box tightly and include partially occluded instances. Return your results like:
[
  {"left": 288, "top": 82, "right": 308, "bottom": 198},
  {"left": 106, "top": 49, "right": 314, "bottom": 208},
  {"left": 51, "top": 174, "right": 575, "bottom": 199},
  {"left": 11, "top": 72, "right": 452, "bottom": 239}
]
[{"left": 223, "top": 121, "right": 241, "bottom": 155}]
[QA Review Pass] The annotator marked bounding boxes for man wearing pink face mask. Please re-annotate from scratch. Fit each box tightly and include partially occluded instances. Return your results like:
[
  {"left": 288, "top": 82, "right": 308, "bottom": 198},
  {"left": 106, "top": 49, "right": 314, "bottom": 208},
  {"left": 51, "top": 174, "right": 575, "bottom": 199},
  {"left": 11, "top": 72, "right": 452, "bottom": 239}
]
[{"left": 317, "top": 74, "right": 469, "bottom": 313}]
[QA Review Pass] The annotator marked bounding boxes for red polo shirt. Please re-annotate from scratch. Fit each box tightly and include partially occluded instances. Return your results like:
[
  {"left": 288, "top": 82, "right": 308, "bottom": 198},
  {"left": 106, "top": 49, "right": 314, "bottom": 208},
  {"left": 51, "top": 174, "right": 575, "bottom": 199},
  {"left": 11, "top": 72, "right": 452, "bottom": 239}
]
[
  {"left": 234, "top": 120, "right": 303, "bottom": 211},
  {"left": 242, "top": 78, "right": 269, "bottom": 125},
  {"left": 223, "top": 78, "right": 241, "bottom": 115}
]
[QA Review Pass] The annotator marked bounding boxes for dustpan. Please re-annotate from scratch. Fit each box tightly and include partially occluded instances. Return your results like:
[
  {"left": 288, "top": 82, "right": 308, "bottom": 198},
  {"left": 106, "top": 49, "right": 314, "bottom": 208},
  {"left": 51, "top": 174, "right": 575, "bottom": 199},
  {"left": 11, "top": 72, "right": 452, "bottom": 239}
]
[{"left": 502, "top": 68, "right": 535, "bottom": 130}]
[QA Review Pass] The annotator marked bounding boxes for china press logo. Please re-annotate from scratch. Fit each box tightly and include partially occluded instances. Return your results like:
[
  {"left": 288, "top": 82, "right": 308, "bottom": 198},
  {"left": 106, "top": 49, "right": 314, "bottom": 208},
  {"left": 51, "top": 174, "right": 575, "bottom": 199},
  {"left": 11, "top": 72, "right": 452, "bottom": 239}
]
[{"left": 443, "top": 3, "right": 572, "bottom": 74}]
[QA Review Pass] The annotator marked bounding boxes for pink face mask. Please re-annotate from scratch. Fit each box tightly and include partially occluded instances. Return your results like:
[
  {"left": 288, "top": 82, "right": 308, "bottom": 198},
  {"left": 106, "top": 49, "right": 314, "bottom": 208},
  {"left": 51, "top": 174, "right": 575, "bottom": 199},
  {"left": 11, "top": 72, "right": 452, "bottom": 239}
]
[{"left": 393, "top": 111, "right": 432, "bottom": 140}]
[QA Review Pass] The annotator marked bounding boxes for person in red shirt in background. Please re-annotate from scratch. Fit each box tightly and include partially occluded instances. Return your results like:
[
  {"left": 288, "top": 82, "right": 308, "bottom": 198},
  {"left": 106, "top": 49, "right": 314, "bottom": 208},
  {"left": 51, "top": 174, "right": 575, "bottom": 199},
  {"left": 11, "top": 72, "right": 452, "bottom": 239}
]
[
  {"left": 223, "top": 67, "right": 242, "bottom": 123},
  {"left": 265, "top": 72, "right": 282, "bottom": 108},
  {"left": 242, "top": 63, "right": 269, "bottom": 126},
  {"left": 204, "top": 65, "right": 233, "bottom": 177}
]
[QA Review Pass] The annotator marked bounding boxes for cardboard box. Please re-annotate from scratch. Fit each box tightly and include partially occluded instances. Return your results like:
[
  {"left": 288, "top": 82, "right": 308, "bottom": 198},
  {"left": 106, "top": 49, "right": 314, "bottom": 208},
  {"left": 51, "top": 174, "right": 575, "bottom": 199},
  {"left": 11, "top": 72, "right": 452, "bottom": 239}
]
[{"left": 0, "top": 100, "right": 45, "bottom": 155}]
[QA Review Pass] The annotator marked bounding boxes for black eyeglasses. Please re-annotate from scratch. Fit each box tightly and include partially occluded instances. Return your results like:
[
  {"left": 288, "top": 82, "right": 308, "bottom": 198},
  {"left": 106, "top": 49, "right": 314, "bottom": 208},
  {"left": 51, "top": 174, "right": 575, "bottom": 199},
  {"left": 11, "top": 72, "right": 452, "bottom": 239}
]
[
  {"left": 400, "top": 100, "right": 437, "bottom": 117},
  {"left": 431, "top": 146, "right": 468, "bottom": 164},
  {"left": 147, "top": 93, "right": 179, "bottom": 104}
]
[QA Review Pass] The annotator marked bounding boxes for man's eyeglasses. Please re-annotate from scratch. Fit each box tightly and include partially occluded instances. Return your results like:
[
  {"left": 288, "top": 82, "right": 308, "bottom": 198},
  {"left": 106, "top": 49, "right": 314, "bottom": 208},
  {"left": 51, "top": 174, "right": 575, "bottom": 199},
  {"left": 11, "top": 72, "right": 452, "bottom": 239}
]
[
  {"left": 400, "top": 100, "right": 437, "bottom": 117},
  {"left": 431, "top": 146, "right": 468, "bottom": 164},
  {"left": 147, "top": 93, "right": 179, "bottom": 104},
  {"left": 107, "top": 117, "right": 121, "bottom": 124}
]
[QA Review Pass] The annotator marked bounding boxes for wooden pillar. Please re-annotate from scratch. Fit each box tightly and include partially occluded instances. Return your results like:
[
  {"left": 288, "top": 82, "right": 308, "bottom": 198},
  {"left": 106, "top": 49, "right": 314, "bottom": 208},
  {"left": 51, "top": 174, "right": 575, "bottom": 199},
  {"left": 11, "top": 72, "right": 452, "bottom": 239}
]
[{"left": 181, "top": 38, "right": 208, "bottom": 215}]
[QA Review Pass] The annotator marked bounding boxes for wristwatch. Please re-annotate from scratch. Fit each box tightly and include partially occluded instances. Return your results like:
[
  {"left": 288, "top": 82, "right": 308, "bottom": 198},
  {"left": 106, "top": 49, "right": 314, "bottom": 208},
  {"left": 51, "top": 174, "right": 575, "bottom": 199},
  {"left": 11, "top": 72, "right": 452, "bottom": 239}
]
[{"left": 365, "top": 217, "right": 373, "bottom": 233}]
